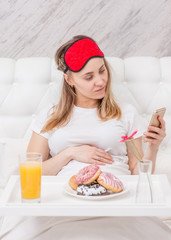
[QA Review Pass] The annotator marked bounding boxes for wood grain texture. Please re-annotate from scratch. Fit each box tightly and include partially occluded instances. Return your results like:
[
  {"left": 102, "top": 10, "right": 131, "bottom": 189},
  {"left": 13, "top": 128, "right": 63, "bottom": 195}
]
[{"left": 0, "top": 0, "right": 171, "bottom": 58}]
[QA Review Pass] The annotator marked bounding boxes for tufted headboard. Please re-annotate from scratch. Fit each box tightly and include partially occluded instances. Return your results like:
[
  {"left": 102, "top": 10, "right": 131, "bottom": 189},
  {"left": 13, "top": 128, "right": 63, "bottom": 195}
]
[{"left": 0, "top": 57, "right": 171, "bottom": 186}]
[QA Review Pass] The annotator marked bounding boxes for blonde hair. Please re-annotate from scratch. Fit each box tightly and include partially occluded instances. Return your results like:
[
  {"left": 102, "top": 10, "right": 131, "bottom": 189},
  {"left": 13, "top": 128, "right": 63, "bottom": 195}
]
[{"left": 41, "top": 35, "right": 121, "bottom": 132}]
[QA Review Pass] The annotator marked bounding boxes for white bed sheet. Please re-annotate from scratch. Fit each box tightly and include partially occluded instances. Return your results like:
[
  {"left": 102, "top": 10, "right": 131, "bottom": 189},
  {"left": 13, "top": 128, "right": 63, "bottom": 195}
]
[{"left": 0, "top": 216, "right": 171, "bottom": 240}]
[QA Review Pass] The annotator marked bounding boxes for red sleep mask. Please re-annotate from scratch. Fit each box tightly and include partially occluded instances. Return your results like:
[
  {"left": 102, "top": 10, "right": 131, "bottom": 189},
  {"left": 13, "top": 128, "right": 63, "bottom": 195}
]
[{"left": 64, "top": 38, "right": 104, "bottom": 73}]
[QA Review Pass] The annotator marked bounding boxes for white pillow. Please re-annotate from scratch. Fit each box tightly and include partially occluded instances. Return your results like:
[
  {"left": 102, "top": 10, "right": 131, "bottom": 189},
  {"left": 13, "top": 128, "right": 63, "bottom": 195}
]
[{"left": 154, "top": 150, "right": 171, "bottom": 185}]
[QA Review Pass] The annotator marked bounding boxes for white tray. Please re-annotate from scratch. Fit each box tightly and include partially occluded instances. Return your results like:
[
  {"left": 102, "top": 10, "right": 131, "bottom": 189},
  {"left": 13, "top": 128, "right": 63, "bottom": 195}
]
[{"left": 0, "top": 175, "right": 171, "bottom": 216}]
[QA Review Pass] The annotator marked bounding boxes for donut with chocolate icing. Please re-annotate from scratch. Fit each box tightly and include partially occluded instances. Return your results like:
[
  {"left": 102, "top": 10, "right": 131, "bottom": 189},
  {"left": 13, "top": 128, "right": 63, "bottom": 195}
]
[
  {"left": 77, "top": 182, "right": 107, "bottom": 196},
  {"left": 97, "top": 172, "right": 123, "bottom": 193},
  {"left": 75, "top": 164, "right": 101, "bottom": 185}
]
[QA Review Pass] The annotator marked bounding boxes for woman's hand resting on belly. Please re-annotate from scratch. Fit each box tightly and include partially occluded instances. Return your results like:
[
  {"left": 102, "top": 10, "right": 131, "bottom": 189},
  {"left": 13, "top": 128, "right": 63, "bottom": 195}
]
[
  {"left": 69, "top": 145, "right": 114, "bottom": 165},
  {"left": 27, "top": 132, "right": 113, "bottom": 175}
]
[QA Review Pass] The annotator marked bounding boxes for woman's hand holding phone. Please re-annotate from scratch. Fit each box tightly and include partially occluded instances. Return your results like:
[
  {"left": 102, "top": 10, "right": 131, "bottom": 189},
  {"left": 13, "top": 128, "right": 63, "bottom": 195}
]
[{"left": 142, "top": 108, "right": 166, "bottom": 147}]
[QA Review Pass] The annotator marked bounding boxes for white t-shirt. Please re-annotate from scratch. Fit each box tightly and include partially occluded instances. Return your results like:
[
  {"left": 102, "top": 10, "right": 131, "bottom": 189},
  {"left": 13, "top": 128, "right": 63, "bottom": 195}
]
[{"left": 32, "top": 103, "right": 143, "bottom": 177}]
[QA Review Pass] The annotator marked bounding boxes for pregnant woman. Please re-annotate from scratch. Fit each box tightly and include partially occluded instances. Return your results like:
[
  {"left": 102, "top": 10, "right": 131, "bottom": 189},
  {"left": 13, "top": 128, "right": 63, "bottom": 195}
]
[{"left": 0, "top": 35, "right": 170, "bottom": 240}]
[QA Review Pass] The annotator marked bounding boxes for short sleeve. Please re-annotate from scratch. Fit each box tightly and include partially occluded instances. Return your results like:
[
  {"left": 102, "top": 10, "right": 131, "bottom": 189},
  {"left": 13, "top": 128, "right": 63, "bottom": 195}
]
[
  {"left": 121, "top": 103, "right": 143, "bottom": 139},
  {"left": 31, "top": 104, "right": 54, "bottom": 139}
]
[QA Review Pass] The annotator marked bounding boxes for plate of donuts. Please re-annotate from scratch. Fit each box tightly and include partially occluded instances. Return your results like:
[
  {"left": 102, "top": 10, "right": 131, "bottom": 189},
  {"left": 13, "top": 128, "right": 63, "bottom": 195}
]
[
  {"left": 64, "top": 165, "right": 129, "bottom": 200},
  {"left": 64, "top": 181, "right": 129, "bottom": 200}
]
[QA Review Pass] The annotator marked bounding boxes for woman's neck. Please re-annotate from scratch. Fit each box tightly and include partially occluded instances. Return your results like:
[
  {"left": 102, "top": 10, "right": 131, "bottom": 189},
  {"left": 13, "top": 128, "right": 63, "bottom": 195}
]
[{"left": 75, "top": 100, "right": 98, "bottom": 109}]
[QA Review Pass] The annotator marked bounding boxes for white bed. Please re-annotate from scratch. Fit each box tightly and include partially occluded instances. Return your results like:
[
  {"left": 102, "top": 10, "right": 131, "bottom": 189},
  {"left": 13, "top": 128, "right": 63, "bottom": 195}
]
[{"left": 0, "top": 57, "right": 171, "bottom": 239}]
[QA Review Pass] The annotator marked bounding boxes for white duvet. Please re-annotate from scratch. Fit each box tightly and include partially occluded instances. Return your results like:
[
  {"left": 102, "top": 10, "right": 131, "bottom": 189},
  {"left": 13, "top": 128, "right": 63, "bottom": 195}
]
[{"left": 0, "top": 216, "right": 171, "bottom": 240}]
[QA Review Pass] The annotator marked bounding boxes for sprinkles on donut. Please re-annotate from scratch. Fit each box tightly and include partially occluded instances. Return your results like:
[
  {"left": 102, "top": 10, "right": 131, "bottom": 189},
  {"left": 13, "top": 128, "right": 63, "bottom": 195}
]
[{"left": 75, "top": 164, "right": 101, "bottom": 185}]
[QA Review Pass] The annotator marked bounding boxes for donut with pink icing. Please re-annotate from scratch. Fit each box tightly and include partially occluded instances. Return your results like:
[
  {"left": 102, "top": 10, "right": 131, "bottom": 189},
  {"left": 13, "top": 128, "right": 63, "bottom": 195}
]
[
  {"left": 97, "top": 172, "right": 124, "bottom": 193},
  {"left": 75, "top": 164, "right": 101, "bottom": 185}
]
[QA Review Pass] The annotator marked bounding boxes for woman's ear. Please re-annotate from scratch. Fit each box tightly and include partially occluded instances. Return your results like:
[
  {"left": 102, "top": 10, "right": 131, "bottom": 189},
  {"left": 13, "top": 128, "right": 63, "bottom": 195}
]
[{"left": 64, "top": 73, "right": 73, "bottom": 86}]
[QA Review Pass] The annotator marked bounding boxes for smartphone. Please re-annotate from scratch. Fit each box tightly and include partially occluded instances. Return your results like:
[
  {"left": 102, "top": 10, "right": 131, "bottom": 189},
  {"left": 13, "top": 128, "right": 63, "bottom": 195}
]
[{"left": 149, "top": 107, "right": 166, "bottom": 128}]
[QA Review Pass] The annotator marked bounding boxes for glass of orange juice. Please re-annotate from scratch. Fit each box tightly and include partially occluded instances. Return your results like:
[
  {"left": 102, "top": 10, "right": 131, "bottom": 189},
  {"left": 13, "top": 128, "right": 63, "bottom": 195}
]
[{"left": 19, "top": 152, "right": 42, "bottom": 203}]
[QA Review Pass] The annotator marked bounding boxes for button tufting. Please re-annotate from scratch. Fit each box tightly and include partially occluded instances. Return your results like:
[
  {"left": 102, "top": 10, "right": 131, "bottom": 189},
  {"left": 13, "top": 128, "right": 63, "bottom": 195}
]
[
  {"left": 13, "top": 82, "right": 17, "bottom": 86},
  {"left": 32, "top": 114, "right": 36, "bottom": 119},
  {"left": 123, "top": 81, "right": 127, "bottom": 85},
  {"left": 49, "top": 82, "right": 54, "bottom": 86}
]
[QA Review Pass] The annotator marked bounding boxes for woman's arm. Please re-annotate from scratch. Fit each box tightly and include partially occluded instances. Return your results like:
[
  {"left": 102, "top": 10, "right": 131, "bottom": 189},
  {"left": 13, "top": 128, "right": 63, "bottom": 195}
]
[
  {"left": 27, "top": 132, "right": 72, "bottom": 175},
  {"left": 27, "top": 132, "right": 113, "bottom": 175},
  {"left": 143, "top": 116, "right": 166, "bottom": 173},
  {"left": 127, "top": 136, "right": 158, "bottom": 174},
  {"left": 128, "top": 116, "right": 166, "bottom": 175}
]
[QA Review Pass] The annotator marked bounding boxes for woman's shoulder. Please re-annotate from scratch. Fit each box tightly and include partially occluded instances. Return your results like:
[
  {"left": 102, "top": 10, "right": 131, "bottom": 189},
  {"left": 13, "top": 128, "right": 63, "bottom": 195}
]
[
  {"left": 31, "top": 103, "right": 56, "bottom": 138},
  {"left": 38, "top": 103, "right": 56, "bottom": 117},
  {"left": 119, "top": 102, "right": 143, "bottom": 136},
  {"left": 34, "top": 103, "right": 56, "bottom": 127}
]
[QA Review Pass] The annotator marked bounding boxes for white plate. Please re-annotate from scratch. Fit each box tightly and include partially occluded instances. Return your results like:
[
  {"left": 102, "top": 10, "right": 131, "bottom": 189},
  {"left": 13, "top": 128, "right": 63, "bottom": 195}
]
[{"left": 64, "top": 182, "right": 129, "bottom": 200}]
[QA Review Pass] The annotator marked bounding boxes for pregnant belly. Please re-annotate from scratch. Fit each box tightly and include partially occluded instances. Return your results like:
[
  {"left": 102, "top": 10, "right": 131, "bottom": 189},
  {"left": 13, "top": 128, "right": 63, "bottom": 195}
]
[{"left": 57, "top": 156, "right": 130, "bottom": 177}]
